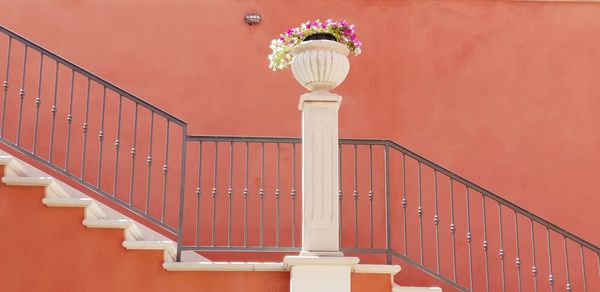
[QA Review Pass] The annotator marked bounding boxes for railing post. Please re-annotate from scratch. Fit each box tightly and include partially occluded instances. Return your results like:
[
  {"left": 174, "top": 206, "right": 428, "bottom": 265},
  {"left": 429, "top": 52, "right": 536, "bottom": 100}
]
[
  {"left": 385, "top": 143, "right": 392, "bottom": 264},
  {"left": 176, "top": 125, "right": 188, "bottom": 261}
]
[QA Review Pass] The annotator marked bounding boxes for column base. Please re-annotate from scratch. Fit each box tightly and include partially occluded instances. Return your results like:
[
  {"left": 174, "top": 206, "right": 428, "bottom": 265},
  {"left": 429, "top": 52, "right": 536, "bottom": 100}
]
[
  {"left": 284, "top": 256, "right": 359, "bottom": 292},
  {"left": 299, "top": 251, "right": 344, "bottom": 257}
]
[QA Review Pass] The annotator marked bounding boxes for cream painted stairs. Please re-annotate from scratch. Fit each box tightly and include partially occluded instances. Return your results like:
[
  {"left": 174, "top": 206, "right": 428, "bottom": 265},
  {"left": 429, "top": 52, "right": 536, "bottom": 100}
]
[{"left": 0, "top": 153, "right": 440, "bottom": 292}]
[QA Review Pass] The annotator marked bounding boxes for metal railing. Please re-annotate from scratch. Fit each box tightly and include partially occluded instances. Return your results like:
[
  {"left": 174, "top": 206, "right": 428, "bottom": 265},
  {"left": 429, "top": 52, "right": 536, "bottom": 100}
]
[
  {"left": 338, "top": 139, "right": 600, "bottom": 292},
  {"left": 1, "top": 25, "right": 599, "bottom": 291},
  {"left": 0, "top": 25, "right": 187, "bottom": 239}
]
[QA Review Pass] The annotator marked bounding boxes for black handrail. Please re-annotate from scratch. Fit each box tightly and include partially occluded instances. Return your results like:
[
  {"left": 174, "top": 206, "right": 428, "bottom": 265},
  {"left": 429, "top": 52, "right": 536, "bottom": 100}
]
[{"left": 386, "top": 139, "right": 600, "bottom": 254}]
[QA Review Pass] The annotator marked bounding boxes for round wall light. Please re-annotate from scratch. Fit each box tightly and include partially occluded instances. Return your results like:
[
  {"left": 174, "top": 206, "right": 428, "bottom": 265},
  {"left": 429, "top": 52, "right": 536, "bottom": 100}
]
[{"left": 244, "top": 13, "right": 262, "bottom": 25}]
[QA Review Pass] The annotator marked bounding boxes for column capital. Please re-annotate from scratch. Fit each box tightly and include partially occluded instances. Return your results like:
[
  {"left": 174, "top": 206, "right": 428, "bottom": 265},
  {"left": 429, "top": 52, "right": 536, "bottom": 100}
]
[{"left": 298, "top": 91, "right": 342, "bottom": 111}]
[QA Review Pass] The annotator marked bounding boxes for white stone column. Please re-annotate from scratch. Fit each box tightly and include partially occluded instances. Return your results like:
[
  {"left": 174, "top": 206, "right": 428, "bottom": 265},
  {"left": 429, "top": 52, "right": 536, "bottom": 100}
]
[
  {"left": 298, "top": 91, "right": 343, "bottom": 256},
  {"left": 284, "top": 39, "right": 358, "bottom": 292},
  {"left": 283, "top": 91, "right": 359, "bottom": 292}
]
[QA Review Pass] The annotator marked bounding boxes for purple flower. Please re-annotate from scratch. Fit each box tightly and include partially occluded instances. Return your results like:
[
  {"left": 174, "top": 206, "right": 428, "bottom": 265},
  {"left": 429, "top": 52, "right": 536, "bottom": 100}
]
[{"left": 269, "top": 19, "right": 362, "bottom": 71}]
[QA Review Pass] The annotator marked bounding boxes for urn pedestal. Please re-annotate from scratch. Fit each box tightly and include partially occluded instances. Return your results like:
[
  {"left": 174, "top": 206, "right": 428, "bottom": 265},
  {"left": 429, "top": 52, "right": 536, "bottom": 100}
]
[{"left": 291, "top": 40, "right": 350, "bottom": 92}]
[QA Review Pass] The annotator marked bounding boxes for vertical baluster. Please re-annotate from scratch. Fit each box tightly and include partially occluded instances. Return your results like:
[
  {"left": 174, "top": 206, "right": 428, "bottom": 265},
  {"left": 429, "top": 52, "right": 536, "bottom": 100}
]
[
  {"left": 49, "top": 61, "right": 59, "bottom": 162},
  {"left": 211, "top": 142, "right": 218, "bottom": 246},
  {"left": 291, "top": 142, "right": 297, "bottom": 247},
  {"left": 547, "top": 228, "right": 555, "bottom": 292},
  {"left": 402, "top": 154, "right": 408, "bottom": 256},
  {"left": 339, "top": 144, "right": 343, "bottom": 244},
  {"left": 144, "top": 112, "right": 154, "bottom": 214},
  {"left": 16, "top": 46, "right": 27, "bottom": 145},
  {"left": 417, "top": 162, "right": 424, "bottom": 264},
  {"left": 515, "top": 211, "right": 523, "bottom": 292},
  {"left": 275, "top": 143, "right": 280, "bottom": 247},
  {"left": 433, "top": 171, "right": 440, "bottom": 273},
  {"left": 112, "top": 95, "right": 123, "bottom": 196},
  {"left": 482, "top": 196, "right": 490, "bottom": 291},
  {"left": 96, "top": 87, "right": 106, "bottom": 187},
  {"left": 243, "top": 142, "right": 249, "bottom": 247},
  {"left": 128, "top": 104, "right": 138, "bottom": 205},
  {"left": 32, "top": 54, "right": 43, "bottom": 153},
  {"left": 1, "top": 37, "right": 12, "bottom": 138},
  {"left": 466, "top": 187, "right": 474, "bottom": 290},
  {"left": 160, "top": 121, "right": 170, "bottom": 222},
  {"left": 579, "top": 245, "right": 586, "bottom": 292},
  {"left": 227, "top": 141, "right": 234, "bottom": 247},
  {"left": 259, "top": 142, "right": 265, "bottom": 247},
  {"left": 353, "top": 144, "right": 359, "bottom": 248},
  {"left": 563, "top": 237, "right": 571, "bottom": 292},
  {"left": 64, "top": 70, "right": 75, "bottom": 171},
  {"left": 531, "top": 219, "right": 538, "bottom": 292},
  {"left": 195, "top": 142, "right": 203, "bottom": 246},
  {"left": 449, "top": 178, "right": 457, "bottom": 282},
  {"left": 368, "top": 145, "right": 374, "bottom": 248},
  {"left": 498, "top": 203, "right": 506, "bottom": 292},
  {"left": 80, "top": 78, "right": 90, "bottom": 179}
]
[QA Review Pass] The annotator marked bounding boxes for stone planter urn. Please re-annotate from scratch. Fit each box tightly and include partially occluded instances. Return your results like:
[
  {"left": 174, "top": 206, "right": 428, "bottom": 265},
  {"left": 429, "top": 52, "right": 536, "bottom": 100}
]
[{"left": 290, "top": 40, "right": 350, "bottom": 92}]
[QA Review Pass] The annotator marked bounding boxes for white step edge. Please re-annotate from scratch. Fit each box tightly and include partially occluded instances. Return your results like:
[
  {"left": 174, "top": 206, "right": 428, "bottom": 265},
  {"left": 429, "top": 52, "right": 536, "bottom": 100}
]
[
  {"left": 163, "top": 261, "right": 285, "bottom": 272},
  {"left": 392, "top": 285, "right": 442, "bottom": 292},
  {"left": 122, "top": 240, "right": 176, "bottom": 262},
  {"left": 42, "top": 197, "right": 106, "bottom": 219},
  {"left": 0, "top": 156, "right": 27, "bottom": 176},
  {"left": 354, "top": 264, "right": 401, "bottom": 275},
  {"left": 2, "top": 176, "right": 70, "bottom": 198},
  {"left": 83, "top": 219, "right": 143, "bottom": 240}
]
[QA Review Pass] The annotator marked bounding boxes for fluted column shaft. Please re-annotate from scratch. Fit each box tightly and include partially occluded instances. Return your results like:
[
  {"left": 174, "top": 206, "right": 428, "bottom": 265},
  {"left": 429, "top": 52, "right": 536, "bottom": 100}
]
[{"left": 298, "top": 91, "right": 342, "bottom": 256}]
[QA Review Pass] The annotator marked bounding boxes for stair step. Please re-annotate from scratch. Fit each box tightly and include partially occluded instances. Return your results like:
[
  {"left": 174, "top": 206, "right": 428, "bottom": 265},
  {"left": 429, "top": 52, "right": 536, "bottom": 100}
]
[
  {"left": 0, "top": 156, "right": 26, "bottom": 176},
  {"left": 354, "top": 264, "right": 401, "bottom": 275},
  {"left": 42, "top": 197, "right": 106, "bottom": 219},
  {"left": 2, "top": 176, "right": 69, "bottom": 198},
  {"left": 122, "top": 240, "right": 176, "bottom": 262},
  {"left": 392, "top": 285, "right": 442, "bottom": 292},
  {"left": 163, "top": 261, "right": 285, "bottom": 272},
  {"left": 83, "top": 219, "right": 142, "bottom": 240}
]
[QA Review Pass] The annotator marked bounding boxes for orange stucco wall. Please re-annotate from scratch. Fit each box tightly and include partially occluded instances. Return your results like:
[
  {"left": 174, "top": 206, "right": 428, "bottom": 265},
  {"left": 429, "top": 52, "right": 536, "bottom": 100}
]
[{"left": 1, "top": 0, "right": 600, "bottom": 290}]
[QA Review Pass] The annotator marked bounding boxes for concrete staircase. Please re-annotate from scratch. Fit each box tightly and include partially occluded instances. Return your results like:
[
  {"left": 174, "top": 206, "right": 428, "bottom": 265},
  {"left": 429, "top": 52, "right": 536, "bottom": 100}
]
[{"left": 0, "top": 153, "right": 441, "bottom": 292}]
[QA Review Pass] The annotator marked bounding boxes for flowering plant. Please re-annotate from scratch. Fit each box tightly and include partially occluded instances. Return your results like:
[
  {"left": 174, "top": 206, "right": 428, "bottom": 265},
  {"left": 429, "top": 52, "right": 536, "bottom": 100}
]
[{"left": 268, "top": 19, "right": 361, "bottom": 71}]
